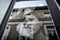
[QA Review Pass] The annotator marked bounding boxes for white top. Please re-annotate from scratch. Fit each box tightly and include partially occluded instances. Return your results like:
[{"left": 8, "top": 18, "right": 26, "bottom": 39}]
[
  {"left": 16, "top": 21, "right": 42, "bottom": 39},
  {"left": 16, "top": 23, "right": 33, "bottom": 38}
]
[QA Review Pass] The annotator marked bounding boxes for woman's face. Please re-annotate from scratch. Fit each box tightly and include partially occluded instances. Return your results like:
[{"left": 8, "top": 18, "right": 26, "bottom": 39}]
[
  {"left": 24, "top": 22, "right": 41, "bottom": 35},
  {"left": 24, "top": 9, "right": 42, "bottom": 35}
]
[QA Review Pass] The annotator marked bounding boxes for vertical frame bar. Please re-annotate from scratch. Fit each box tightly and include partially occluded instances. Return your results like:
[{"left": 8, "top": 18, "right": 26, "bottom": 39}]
[
  {"left": 0, "top": 0, "right": 16, "bottom": 39},
  {"left": 46, "top": 0, "right": 60, "bottom": 38}
]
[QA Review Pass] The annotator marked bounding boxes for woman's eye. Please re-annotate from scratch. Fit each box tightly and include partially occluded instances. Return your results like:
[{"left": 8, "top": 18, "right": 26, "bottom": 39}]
[
  {"left": 28, "top": 25, "right": 32, "bottom": 29},
  {"left": 28, "top": 19, "right": 34, "bottom": 21},
  {"left": 24, "top": 25, "right": 28, "bottom": 28}
]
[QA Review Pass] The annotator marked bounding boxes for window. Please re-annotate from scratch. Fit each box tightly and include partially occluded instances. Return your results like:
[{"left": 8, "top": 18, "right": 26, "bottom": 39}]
[
  {"left": 44, "top": 12, "right": 49, "bottom": 14},
  {"left": 12, "top": 9, "right": 18, "bottom": 12},
  {"left": 47, "top": 26, "right": 54, "bottom": 29}
]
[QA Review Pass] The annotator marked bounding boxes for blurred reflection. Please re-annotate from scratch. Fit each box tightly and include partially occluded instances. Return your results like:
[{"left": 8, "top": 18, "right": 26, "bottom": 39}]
[
  {"left": 16, "top": 8, "right": 43, "bottom": 40},
  {"left": 2, "top": 4, "right": 58, "bottom": 40}
]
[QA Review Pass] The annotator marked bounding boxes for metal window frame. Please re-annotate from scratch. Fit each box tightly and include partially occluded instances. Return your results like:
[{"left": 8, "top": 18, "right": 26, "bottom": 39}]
[
  {"left": 46, "top": 0, "right": 60, "bottom": 39},
  {"left": 0, "top": 0, "right": 60, "bottom": 40}
]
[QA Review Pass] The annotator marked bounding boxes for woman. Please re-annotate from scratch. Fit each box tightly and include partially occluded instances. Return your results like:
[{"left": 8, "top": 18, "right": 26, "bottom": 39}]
[{"left": 16, "top": 8, "right": 45, "bottom": 40}]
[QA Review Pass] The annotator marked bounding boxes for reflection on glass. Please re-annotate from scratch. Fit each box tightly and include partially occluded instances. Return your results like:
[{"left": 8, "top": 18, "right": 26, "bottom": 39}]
[
  {"left": 1, "top": 1, "right": 59, "bottom": 40},
  {"left": 16, "top": 8, "right": 43, "bottom": 40}
]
